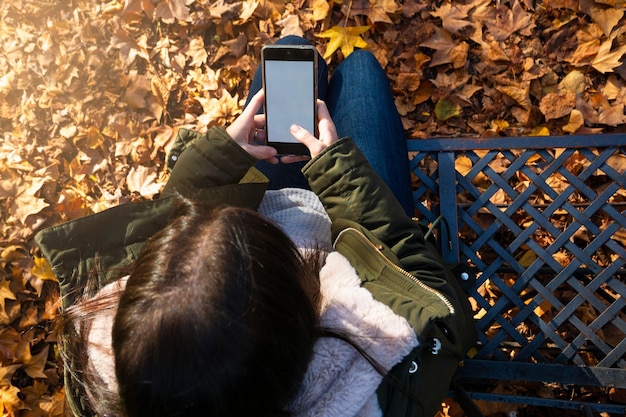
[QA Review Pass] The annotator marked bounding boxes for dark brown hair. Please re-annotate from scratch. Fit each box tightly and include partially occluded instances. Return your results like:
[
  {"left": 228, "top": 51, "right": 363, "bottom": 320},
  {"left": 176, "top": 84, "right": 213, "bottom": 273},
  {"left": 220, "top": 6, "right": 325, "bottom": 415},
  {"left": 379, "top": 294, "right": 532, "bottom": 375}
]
[{"left": 112, "top": 200, "right": 321, "bottom": 417}]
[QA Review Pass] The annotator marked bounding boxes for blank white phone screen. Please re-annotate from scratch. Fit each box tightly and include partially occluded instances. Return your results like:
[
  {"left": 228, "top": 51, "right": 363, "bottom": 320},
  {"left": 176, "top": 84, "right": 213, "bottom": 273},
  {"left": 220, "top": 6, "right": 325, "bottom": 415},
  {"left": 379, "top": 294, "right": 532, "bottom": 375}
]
[{"left": 265, "top": 60, "right": 315, "bottom": 143}]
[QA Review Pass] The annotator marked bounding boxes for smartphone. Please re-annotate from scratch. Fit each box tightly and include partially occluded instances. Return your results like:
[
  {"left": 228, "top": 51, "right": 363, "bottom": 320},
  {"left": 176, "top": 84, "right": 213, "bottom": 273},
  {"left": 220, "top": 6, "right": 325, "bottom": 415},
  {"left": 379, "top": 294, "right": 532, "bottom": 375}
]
[{"left": 262, "top": 44, "right": 318, "bottom": 155}]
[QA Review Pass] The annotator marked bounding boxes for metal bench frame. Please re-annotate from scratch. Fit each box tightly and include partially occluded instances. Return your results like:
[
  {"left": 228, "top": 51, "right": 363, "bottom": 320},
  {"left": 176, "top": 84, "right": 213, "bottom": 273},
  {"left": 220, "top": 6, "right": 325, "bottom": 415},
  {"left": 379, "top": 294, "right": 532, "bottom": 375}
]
[{"left": 408, "top": 135, "right": 626, "bottom": 414}]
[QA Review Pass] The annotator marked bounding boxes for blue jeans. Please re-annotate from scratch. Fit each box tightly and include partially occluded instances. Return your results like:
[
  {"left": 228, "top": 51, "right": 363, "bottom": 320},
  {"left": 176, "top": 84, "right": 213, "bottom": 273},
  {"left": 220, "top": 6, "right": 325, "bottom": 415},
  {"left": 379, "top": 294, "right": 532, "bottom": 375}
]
[{"left": 245, "top": 36, "right": 413, "bottom": 216}]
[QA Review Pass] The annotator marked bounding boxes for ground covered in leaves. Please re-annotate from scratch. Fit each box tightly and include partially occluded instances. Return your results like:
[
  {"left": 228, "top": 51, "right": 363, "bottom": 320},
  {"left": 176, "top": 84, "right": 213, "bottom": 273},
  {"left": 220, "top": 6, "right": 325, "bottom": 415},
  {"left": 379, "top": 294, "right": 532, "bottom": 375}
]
[{"left": 1, "top": 0, "right": 626, "bottom": 415}]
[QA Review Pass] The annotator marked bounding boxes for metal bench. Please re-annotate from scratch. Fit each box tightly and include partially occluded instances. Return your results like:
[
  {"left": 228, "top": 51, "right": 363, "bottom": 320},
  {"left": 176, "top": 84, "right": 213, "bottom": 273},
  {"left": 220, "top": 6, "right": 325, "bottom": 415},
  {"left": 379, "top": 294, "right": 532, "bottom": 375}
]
[{"left": 408, "top": 135, "right": 626, "bottom": 415}]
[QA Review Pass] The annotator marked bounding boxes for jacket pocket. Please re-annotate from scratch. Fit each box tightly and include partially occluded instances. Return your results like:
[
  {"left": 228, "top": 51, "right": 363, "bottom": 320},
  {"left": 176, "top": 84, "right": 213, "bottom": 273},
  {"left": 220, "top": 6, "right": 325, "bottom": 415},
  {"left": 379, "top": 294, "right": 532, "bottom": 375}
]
[{"left": 334, "top": 227, "right": 455, "bottom": 342}]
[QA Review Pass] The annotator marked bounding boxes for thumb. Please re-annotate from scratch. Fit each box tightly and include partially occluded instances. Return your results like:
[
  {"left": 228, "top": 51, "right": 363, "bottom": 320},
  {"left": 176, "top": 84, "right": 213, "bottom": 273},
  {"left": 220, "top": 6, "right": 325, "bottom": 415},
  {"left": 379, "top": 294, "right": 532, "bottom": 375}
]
[
  {"left": 289, "top": 124, "right": 313, "bottom": 141},
  {"left": 290, "top": 124, "right": 325, "bottom": 158}
]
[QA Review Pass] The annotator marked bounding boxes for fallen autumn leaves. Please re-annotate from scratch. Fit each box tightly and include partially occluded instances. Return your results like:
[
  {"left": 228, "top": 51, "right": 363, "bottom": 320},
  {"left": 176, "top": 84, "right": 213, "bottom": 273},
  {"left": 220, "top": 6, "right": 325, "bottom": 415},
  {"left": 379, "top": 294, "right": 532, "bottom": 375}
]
[{"left": 1, "top": 0, "right": 626, "bottom": 415}]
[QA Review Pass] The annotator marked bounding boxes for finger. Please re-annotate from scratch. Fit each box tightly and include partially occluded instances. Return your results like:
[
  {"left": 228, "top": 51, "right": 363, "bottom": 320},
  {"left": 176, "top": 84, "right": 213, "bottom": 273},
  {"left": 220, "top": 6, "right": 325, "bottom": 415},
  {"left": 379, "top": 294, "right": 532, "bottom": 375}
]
[
  {"left": 240, "top": 143, "right": 277, "bottom": 161},
  {"left": 244, "top": 90, "right": 265, "bottom": 117},
  {"left": 317, "top": 99, "right": 331, "bottom": 121},
  {"left": 316, "top": 100, "right": 338, "bottom": 143},
  {"left": 280, "top": 155, "right": 311, "bottom": 164},
  {"left": 253, "top": 113, "right": 266, "bottom": 129}
]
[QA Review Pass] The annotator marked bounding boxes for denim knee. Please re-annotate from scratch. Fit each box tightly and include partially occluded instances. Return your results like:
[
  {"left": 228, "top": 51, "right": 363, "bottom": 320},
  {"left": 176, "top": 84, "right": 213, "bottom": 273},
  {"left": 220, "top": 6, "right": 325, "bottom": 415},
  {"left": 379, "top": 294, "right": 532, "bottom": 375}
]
[
  {"left": 343, "top": 49, "right": 383, "bottom": 72},
  {"left": 276, "top": 35, "right": 310, "bottom": 45}
]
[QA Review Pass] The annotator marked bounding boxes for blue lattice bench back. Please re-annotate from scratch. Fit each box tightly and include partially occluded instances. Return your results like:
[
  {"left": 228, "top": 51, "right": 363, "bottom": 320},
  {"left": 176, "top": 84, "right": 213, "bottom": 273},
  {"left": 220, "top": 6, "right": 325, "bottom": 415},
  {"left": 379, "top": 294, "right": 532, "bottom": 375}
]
[{"left": 408, "top": 134, "right": 626, "bottom": 414}]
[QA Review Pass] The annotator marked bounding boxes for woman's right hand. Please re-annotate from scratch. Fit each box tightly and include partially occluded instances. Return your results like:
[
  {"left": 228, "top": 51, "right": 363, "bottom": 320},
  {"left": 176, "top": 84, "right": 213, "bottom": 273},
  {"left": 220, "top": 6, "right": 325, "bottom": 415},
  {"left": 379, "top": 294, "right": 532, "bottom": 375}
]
[
  {"left": 283, "top": 99, "right": 339, "bottom": 162},
  {"left": 226, "top": 90, "right": 279, "bottom": 164}
]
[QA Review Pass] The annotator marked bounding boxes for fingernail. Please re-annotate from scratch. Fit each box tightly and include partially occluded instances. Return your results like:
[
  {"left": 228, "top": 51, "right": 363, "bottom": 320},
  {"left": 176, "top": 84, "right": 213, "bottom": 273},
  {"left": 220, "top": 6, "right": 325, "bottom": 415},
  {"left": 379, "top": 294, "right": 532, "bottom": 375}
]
[{"left": 290, "top": 124, "right": 301, "bottom": 132}]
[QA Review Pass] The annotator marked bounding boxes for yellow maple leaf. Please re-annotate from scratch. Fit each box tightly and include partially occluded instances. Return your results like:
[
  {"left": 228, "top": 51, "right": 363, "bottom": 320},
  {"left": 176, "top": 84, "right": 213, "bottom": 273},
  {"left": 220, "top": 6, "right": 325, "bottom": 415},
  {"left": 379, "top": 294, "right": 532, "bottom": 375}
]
[
  {"left": 317, "top": 26, "right": 370, "bottom": 59},
  {"left": 528, "top": 126, "right": 551, "bottom": 136},
  {"left": 31, "top": 257, "right": 57, "bottom": 282}
]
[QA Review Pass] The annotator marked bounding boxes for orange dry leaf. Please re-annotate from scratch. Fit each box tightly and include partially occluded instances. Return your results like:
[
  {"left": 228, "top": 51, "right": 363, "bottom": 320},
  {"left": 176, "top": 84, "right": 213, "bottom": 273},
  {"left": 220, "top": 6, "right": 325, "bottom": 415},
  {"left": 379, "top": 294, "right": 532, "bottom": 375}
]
[
  {"left": 21, "top": 345, "right": 50, "bottom": 380},
  {"left": 37, "top": 386, "right": 66, "bottom": 417},
  {"left": 591, "top": 37, "right": 626, "bottom": 74},
  {"left": 155, "top": 0, "right": 194, "bottom": 23},
  {"left": 563, "top": 109, "right": 585, "bottom": 133},
  {"left": 16, "top": 331, "right": 49, "bottom": 381},
  {"left": 317, "top": 26, "right": 370, "bottom": 59},
  {"left": 21, "top": 380, "right": 49, "bottom": 417},
  {"left": 397, "top": 73, "right": 421, "bottom": 95},
  {"left": 110, "top": 29, "right": 150, "bottom": 67},
  {"left": 121, "top": 0, "right": 156, "bottom": 23},
  {"left": 420, "top": 27, "right": 457, "bottom": 67},
  {"left": 455, "top": 155, "right": 472, "bottom": 177},
  {"left": 533, "top": 299, "right": 553, "bottom": 319},
  {"left": 598, "top": 102, "right": 626, "bottom": 126},
  {"left": 474, "top": 382, "right": 521, "bottom": 416},
  {"left": 310, "top": 0, "right": 330, "bottom": 22},
  {"left": 485, "top": 0, "right": 534, "bottom": 41},
  {"left": 539, "top": 92, "right": 576, "bottom": 120},
  {"left": 0, "top": 364, "right": 23, "bottom": 415},
  {"left": 347, "top": 0, "right": 401, "bottom": 24},
  {"left": 429, "top": 1, "right": 473, "bottom": 36},
  {"left": 236, "top": 0, "right": 260, "bottom": 25},
  {"left": 126, "top": 165, "right": 163, "bottom": 200},
  {"left": 579, "top": 0, "right": 624, "bottom": 36},
  {"left": 568, "top": 25, "right": 602, "bottom": 66},
  {"left": 277, "top": 14, "right": 303, "bottom": 37},
  {"left": 185, "top": 37, "right": 209, "bottom": 67},
  {"left": 558, "top": 70, "right": 586, "bottom": 94},
  {"left": 80, "top": 126, "right": 107, "bottom": 151},
  {"left": 0, "top": 280, "right": 17, "bottom": 322},
  {"left": 497, "top": 84, "right": 532, "bottom": 110},
  {"left": 0, "top": 328, "right": 20, "bottom": 362}
]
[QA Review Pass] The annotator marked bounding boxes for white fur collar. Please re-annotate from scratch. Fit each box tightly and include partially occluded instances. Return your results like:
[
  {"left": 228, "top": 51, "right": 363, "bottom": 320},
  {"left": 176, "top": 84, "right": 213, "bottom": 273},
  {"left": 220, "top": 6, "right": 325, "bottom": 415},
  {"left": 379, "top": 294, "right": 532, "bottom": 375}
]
[{"left": 288, "top": 252, "right": 418, "bottom": 417}]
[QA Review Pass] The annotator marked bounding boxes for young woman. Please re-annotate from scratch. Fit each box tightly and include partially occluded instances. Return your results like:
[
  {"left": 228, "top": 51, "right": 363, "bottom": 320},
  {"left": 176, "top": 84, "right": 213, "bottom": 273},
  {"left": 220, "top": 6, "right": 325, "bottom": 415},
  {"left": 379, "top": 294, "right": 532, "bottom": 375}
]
[{"left": 35, "top": 37, "right": 475, "bottom": 417}]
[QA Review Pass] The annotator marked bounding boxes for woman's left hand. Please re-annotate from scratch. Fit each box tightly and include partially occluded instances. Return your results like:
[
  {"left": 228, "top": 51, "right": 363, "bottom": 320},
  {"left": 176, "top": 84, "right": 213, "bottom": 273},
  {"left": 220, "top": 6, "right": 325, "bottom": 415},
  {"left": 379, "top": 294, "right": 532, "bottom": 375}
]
[{"left": 226, "top": 90, "right": 279, "bottom": 164}]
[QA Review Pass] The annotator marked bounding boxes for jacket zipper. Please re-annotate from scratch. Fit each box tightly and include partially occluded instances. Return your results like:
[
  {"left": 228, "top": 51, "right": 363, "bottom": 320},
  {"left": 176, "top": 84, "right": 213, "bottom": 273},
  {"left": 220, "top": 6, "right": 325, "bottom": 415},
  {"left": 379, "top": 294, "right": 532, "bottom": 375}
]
[{"left": 335, "top": 228, "right": 456, "bottom": 315}]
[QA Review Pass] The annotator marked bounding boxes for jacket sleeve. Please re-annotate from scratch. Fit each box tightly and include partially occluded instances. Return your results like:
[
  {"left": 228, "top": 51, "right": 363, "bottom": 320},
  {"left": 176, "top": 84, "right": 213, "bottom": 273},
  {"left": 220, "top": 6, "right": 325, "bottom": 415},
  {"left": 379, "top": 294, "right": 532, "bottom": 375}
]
[
  {"left": 302, "top": 138, "right": 450, "bottom": 291},
  {"left": 35, "top": 127, "right": 268, "bottom": 308},
  {"left": 162, "top": 126, "right": 267, "bottom": 203}
]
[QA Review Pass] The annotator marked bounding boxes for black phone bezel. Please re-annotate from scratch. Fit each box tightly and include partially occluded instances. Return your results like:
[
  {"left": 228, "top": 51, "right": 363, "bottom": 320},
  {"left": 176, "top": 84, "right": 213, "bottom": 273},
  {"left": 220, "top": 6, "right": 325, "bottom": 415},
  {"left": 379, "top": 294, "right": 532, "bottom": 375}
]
[{"left": 261, "top": 44, "right": 318, "bottom": 156}]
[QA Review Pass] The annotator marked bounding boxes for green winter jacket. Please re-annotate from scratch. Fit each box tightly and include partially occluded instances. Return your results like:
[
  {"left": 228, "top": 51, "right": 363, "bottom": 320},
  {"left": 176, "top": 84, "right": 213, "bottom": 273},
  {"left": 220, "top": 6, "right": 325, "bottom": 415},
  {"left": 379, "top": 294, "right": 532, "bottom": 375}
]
[{"left": 35, "top": 126, "right": 476, "bottom": 417}]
